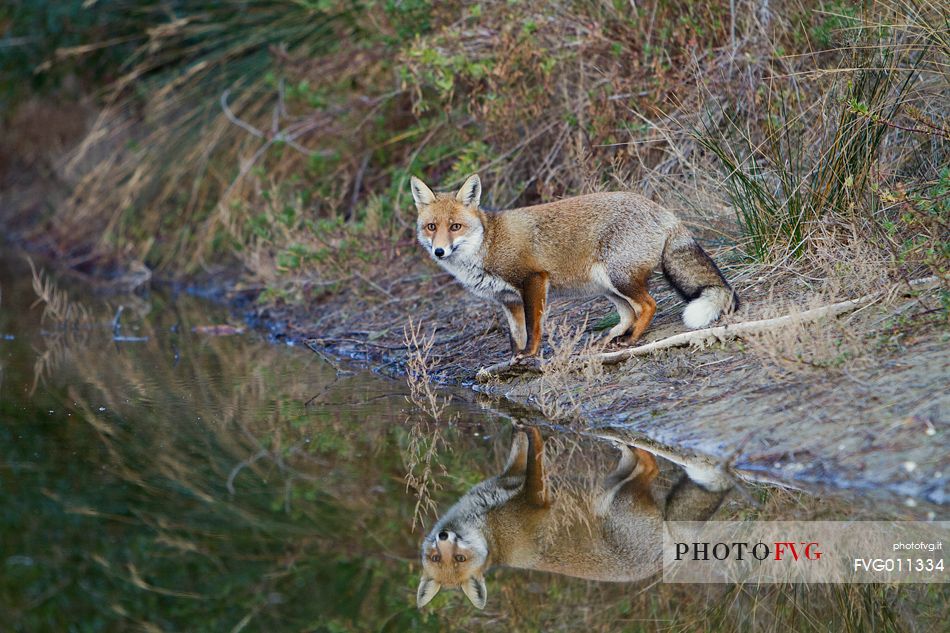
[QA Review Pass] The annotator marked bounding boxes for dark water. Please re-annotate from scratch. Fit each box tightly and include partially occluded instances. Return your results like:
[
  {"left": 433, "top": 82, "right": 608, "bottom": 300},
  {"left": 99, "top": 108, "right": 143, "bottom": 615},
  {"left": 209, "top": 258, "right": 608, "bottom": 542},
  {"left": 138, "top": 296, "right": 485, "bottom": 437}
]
[
  {"left": 2, "top": 254, "right": 947, "bottom": 632},
  {"left": 0, "top": 254, "right": 518, "bottom": 631}
]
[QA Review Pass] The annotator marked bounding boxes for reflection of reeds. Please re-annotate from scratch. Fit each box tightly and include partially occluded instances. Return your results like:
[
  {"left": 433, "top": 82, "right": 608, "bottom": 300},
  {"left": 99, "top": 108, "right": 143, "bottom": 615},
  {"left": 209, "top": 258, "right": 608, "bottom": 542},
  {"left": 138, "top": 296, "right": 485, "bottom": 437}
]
[
  {"left": 536, "top": 433, "right": 599, "bottom": 547},
  {"left": 18, "top": 288, "right": 445, "bottom": 627},
  {"left": 11, "top": 276, "right": 944, "bottom": 629},
  {"left": 30, "top": 329, "right": 86, "bottom": 396},
  {"left": 402, "top": 317, "right": 449, "bottom": 531},
  {"left": 26, "top": 256, "right": 97, "bottom": 394},
  {"left": 28, "top": 257, "right": 91, "bottom": 325}
]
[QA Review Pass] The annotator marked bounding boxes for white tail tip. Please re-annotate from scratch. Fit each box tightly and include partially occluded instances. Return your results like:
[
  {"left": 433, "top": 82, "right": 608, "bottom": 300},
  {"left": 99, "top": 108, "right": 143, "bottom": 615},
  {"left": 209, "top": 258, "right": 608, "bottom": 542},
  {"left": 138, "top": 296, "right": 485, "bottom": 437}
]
[{"left": 682, "top": 296, "right": 720, "bottom": 329}]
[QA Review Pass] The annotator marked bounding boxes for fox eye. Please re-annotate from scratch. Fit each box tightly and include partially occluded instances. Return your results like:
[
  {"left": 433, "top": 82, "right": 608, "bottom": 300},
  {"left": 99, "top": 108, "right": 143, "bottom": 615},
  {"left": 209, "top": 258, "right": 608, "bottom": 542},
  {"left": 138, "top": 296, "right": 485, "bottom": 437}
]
[
  {"left": 430, "top": 554, "right": 441, "bottom": 563},
  {"left": 425, "top": 223, "right": 436, "bottom": 231},
  {"left": 454, "top": 554, "right": 466, "bottom": 562},
  {"left": 450, "top": 223, "right": 462, "bottom": 231}
]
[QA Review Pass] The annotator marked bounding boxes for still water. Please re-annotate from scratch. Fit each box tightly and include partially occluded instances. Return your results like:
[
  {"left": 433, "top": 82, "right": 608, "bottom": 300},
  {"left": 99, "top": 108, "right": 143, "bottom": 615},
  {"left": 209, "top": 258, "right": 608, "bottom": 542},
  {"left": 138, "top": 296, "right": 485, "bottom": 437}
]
[
  {"left": 1, "top": 254, "right": 517, "bottom": 631},
  {"left": 1, "top": 254, "right": 946, "bottom": 632}
]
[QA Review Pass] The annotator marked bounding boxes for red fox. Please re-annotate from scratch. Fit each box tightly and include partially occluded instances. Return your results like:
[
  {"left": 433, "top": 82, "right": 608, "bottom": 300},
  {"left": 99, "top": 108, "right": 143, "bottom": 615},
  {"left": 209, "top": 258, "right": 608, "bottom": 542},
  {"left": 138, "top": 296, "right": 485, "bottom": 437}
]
[
  {"left": 411, "top": 174, "right": 739, "bottom": 357},
  {"left": 416, "top": 428, "right": 732, "bottom": 609}
]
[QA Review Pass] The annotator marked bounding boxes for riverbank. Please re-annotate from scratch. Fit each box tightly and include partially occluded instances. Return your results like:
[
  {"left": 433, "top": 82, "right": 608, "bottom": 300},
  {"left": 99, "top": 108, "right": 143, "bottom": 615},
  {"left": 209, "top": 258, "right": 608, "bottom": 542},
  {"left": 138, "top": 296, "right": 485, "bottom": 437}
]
[
  {"left": 3, "top": 122, "right": 947, "bottom": 516},
  {"left": 247, "top": 239, "right": 947, "bottom": 515},
  {"left": 4, "top": 236, "right": 946, "bottom": 520}
]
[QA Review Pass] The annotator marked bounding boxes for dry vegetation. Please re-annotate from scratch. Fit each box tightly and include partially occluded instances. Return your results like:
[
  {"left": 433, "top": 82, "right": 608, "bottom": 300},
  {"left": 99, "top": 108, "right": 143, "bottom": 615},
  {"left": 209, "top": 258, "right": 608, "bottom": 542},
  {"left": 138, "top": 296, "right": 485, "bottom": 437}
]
[
  {"left": 2, "top": 0, "right": 946, "bottom": 289},
  {"left": 403, "top": 316, "right": 453, "bottom": 530},
  {"left": 3, "top": 0, "right": 944, "bottom": 440},
  {"left": 10, "top": 0, "right": 948, "bottom": 500}
]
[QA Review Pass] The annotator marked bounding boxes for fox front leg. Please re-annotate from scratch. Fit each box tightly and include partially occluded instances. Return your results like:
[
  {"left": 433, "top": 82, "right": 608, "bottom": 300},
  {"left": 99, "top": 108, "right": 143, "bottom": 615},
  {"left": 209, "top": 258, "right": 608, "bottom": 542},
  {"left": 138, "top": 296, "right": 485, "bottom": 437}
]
[
  {"left": 523, "top": 426, "right": 549, "bottom": 507},
  {"left": 519, "top": 273, "right": 549, "bottom": 358},
  {"left": 500, "top": 300, "right": 527, "bottom": 356}
]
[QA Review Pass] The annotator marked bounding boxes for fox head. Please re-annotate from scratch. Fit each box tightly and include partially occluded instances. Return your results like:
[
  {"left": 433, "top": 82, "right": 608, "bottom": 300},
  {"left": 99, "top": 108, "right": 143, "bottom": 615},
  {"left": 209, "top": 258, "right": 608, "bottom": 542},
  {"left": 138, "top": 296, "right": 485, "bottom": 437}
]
[
  {"left": 415, "top": 430, "right": 541, "bottom": 610},
  {"left": 410, "top": 174, "right": 484, "bottom": 262},
  {"left": 416, "top": 521, "right": 489, "bottom": 609}
]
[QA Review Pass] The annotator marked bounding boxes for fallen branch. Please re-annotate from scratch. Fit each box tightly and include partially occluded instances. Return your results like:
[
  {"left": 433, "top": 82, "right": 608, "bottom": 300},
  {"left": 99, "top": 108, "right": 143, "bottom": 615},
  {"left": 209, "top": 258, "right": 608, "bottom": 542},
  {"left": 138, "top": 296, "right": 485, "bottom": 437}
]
[{"left": 476, "top": 276, "right": 940, "bottom": 382}]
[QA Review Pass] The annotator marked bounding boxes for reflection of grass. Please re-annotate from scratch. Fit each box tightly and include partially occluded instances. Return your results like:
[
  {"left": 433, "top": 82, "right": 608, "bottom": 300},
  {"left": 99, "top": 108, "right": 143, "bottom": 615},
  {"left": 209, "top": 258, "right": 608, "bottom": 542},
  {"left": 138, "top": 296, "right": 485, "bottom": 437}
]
[
  {"left": 27, "top": 256, "right": 90, "bottom": 325},
  {"left": 402, "top": 317, "right": 450, "bottom": 532},
  {"left": 1, "top": 287, "right": 491, "bottom": 631}
]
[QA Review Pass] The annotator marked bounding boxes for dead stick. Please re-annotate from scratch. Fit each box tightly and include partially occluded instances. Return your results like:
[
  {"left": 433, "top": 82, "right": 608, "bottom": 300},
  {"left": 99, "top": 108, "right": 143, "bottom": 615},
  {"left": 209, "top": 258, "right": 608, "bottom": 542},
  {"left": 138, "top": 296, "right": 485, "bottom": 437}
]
[{"left": 476, "top": 276, "right": 940, "bottom": 381}]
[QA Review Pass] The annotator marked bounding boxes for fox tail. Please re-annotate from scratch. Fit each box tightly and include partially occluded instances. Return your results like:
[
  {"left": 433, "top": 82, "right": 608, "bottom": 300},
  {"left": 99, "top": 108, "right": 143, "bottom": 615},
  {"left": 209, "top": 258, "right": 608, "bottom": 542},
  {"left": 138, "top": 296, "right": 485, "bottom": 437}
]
[{"left": 661, "top": 225, "right": 740, "bottom": 329}]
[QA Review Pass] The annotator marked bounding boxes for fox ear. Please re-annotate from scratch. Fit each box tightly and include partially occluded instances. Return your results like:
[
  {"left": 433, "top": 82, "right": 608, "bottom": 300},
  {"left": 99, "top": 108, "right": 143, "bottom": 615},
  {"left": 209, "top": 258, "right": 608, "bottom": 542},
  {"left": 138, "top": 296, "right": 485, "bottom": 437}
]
[
  {"left": 461, "top": 574, "right": 487, "bottom": 609},
  {"left": 410, "top": 176, "right": 436, "bottom": 207},
  {"left": 455, "top": 174, "right": 481, "bottom": 208},
  {"left": 416, "top": 574, "right": 442, "bottom": 608}
]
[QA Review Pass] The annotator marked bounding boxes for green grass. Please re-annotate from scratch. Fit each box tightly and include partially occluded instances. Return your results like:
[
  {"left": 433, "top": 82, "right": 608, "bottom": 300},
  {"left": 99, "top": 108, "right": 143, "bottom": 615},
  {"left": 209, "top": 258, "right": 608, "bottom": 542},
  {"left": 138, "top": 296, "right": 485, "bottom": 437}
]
[{"left": 697, "top": 41, "right": 923, "bottom": 261}]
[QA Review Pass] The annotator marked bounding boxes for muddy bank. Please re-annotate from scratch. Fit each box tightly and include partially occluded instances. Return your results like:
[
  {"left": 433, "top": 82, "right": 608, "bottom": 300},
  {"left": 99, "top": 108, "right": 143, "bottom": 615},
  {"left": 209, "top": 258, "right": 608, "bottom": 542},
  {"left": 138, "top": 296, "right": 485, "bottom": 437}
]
[{"left": 251, "top": 254, "right": 948, "bottom": 516}]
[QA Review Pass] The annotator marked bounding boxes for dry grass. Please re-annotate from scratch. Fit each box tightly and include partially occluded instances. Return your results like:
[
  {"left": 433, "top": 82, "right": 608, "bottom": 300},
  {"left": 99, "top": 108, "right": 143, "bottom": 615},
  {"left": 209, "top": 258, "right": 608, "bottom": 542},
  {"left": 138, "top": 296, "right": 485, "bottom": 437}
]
[
  {"left": 402, "top": 316, "right": 452, "bottom": 531},
  {"left": 744, "top": 294, "right": 875, "bottom": 378},
  {"left": 5, "top": 0, "right": 944, "bottom": 305},
  {"left": 533, "top": 316, "right": 607, "bottom": 420}
]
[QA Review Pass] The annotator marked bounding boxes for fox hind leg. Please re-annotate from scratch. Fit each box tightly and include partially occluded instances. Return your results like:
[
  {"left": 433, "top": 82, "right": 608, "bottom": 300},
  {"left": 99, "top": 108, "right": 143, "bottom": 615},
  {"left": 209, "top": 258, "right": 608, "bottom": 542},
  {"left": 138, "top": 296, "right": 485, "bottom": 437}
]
[
  {"left": 599, "top": 445, "right": 659, "bottom": 514},
  {"left": 626, "top": 288, "right": 656, "bottom": 343},
  {"left": 610, "top": 269, "right": 656, "bottom": 345},
  {"left": 604, "top": 444, "right": 638, "bottom": 491}
]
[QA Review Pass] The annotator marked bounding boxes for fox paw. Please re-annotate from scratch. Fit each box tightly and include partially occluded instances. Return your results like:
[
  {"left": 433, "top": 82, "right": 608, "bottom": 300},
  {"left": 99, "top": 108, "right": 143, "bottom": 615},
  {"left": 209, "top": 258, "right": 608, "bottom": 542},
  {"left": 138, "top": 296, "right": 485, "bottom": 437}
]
[{"left": 510, "top": 354, "right": 541, "bottom": 370}]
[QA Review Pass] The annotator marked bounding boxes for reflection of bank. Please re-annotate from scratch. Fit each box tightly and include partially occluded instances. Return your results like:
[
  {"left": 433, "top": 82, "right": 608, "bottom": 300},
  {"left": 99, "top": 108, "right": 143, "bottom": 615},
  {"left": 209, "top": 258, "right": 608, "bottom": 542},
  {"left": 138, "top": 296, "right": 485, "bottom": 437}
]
[{"left": 417, "top": 427, "right": 734, "bottom": 609}]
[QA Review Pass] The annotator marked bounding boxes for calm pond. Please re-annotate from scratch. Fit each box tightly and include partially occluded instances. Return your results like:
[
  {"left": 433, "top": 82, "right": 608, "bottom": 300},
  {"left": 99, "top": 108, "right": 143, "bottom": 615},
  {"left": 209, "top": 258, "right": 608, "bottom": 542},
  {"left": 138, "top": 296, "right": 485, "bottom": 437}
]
[{"left": 1, "top": 254, "right": 945, "bottom": 632}]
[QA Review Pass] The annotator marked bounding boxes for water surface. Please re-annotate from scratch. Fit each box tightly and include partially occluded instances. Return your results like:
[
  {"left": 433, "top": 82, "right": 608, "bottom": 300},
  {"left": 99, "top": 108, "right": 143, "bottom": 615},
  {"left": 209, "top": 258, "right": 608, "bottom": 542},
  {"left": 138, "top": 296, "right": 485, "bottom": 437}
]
[
  {"left": 2, "top": 253, "right": 945, "bottom": 632},
  {"left": 0, "top": 254, "right": 508, "bottom": 631}
]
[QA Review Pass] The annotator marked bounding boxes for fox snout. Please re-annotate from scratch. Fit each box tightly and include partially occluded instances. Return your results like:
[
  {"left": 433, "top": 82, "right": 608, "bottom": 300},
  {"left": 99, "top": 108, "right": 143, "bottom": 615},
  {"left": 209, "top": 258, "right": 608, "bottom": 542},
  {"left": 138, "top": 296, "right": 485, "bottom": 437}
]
[
  {"left": 426, "top": 530, "right": 460, "bottom": 561},
  {"left": 418, "top": 228, "right": 457, "bottom": 259},
  {"left": 428, "top": 237, "right": 459, "bottom": 259}
]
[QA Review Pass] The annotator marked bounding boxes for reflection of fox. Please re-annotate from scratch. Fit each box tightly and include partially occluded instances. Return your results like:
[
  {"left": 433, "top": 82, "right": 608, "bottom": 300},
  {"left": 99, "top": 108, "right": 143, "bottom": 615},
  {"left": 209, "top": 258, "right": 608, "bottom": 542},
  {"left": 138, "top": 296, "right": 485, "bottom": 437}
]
[
  {"left": 410, "top": 174, "right": 739, "bottom": 357},
  {"left": 417, "top": 428, "right": 732, "bottom": 609}
]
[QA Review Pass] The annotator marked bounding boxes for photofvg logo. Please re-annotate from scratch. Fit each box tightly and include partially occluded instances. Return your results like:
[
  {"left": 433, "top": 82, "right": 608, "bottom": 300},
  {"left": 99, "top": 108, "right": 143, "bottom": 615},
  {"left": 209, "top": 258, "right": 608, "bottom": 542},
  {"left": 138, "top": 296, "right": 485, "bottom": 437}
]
[
  {"left": 663, "top": 521, "right": 949, "bottom": 584},
  {"left": 674, "top": 541, "right": 822, "bottom": 562}
]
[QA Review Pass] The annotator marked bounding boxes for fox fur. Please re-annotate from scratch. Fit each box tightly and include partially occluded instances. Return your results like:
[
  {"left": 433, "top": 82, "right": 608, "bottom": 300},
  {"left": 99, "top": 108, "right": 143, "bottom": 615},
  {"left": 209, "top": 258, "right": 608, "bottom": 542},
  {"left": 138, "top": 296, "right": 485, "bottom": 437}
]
[
  {"left": 417, "top": 428, "right": 732, "bottom": 609},
  {"left": 411, "top": 174, "right": 739, "bottom": 356}
]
